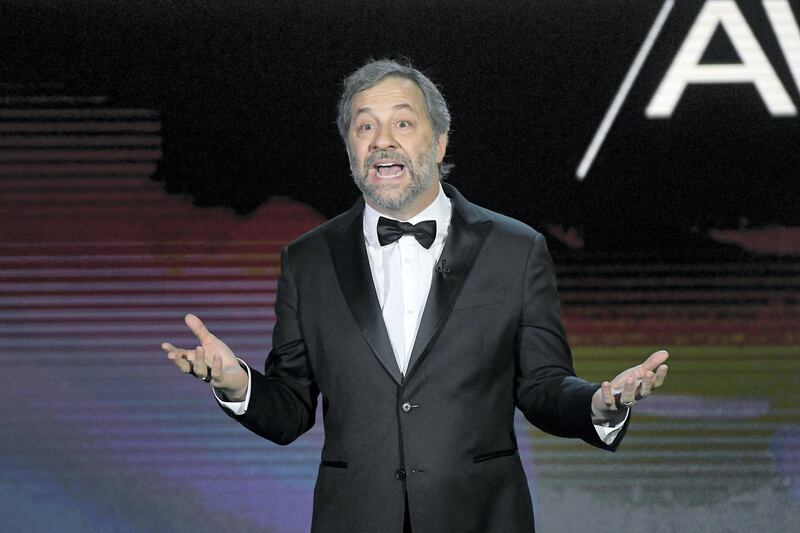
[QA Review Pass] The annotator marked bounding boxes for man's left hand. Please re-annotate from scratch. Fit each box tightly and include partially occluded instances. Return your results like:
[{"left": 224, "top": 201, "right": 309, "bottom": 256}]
[{"left": 591, "top": 350, "right": 669, "bottom": 422}]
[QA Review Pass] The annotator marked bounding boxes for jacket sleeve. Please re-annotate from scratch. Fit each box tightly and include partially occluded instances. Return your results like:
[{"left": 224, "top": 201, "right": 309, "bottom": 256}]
[
  {"left": 514, "top": 232, "right": 626, "bottom": 451},
  {"left": 220, "top": 246, "right": 319, "bottom": 445}
]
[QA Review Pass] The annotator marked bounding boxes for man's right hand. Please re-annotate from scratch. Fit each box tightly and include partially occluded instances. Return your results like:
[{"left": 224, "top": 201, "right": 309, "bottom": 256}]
[{"left": 161, "top": 314, "right": 249, "bottom": 401}]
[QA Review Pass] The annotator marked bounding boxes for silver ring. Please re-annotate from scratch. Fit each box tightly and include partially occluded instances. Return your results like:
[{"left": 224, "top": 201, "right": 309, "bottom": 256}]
[
  {"left": 201, "top": 367, "right": 212, "bottom": 383},
  {"left": 620, "top": 399, "right": 635, "bottom": 408}
]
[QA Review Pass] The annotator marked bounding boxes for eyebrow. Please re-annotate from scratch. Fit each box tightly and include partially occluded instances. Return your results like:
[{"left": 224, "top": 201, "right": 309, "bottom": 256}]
[{"left": 353, "top": 103, "right": 418, "bottom": 118}]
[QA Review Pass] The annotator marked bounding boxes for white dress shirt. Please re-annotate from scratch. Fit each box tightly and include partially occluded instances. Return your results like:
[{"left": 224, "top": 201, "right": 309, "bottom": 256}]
[
  {"left": 362, "top": 184, "right": 452, "bottom": 375},
  {"left": 217, "top": 183, "right": 626, "bottom": 443}
]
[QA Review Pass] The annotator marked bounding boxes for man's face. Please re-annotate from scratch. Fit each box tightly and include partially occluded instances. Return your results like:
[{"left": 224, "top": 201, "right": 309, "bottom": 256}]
[{"left": 347, "top": 76, "right": 447, "bottom": 217}]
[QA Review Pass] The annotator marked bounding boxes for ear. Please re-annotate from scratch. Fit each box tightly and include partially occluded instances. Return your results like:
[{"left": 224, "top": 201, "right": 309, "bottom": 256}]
[
  {"left": 344, "top": 140, "right": 356, "bottom": 164},
  {"left": 436, "top": 133, "right": 448, "bottom": 163}
]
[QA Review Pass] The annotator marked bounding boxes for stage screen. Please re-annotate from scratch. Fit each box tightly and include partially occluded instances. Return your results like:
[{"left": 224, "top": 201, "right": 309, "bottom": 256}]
[{"left": 2, "top": 1, "right": 798, "bottom": 531}]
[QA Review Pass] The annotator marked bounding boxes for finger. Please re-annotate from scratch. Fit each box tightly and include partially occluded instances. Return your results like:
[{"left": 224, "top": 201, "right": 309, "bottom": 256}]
[
  {"left": 601, "top": 381, "right": 616, "bottom": 409},
  {"left": 639, "top": 370, "right": 656, "bottom": 398},
  {"left": 183, "top": 347, "right": 201, "bottom": 377},
  {"left": 163, "top": 342, "right": 193, "bottom": 370},
  {"left": 611, "top": 376, "right": 641, "bottom": 396},
  {"left": 196, "top": 345, "right": 210, "bottom": 370},
  {"left": 653, "top": 364, "right": 668, "bottom": 388},
  {"left": 185, "top": 314, "right": 214, "bottom": 344},
  {"left": 211, "top": 354, "right": 224, "bottom": 387},
  {"left": 192, "top": 346, "right": 209, "bottom": 380},
  {"left": 619, "top": 376, "right": 636, "bottom": 407},
  {"left": 640, "top": 350, "right": 669, "bottom": 373},
  {"left": 167, "top": 350, "right": 192, "bottom": 373}
]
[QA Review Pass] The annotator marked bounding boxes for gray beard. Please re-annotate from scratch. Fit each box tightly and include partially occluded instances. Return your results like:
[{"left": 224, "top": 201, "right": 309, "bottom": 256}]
[{"left": 350, "top": 145, "right": 438, "bottom": 212}]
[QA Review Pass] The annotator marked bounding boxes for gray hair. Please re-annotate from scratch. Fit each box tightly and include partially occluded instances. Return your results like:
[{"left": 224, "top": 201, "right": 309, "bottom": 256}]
[{"left": 336, "top": 59, "right": 452, "bottom": 178}]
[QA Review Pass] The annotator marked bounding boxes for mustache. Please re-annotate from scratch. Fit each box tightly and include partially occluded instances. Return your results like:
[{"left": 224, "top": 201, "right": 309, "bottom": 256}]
[{"left": 364, "top": 150, "right": 413, "bottom": 170}]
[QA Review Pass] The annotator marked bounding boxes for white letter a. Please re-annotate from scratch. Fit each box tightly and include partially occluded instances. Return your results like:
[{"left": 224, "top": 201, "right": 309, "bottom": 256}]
[{"left": 647, "top": 0, "right": 797, "bottom": 118}]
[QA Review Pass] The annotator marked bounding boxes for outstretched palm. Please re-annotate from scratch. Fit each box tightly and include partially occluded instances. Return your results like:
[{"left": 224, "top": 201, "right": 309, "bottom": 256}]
[
  {"left": 162, "top": 314, "right": 248, "bottom": 399},
  {"left": 591, "top": 350, "right": 669, "bottom": 419}
]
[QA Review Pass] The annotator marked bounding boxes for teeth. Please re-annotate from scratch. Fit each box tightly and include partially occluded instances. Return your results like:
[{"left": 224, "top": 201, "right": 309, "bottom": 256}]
[
  {"left": 373, "top": 161, "right": 404, "bottom": 179},
  {"left": 378, "top": 169, "right": 403, "bottom": 178}
]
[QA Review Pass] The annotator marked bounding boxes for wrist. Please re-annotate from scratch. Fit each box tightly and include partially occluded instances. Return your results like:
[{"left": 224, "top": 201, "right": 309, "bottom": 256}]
[
  {"left": 217, "top": 359, "right": 249, "bottom": 401},
  {"left": 592, "top": 403, "right": 627, "bottom": 426},
  {"left": 218, "top": 385, "right": 247, "bottom": 402}
]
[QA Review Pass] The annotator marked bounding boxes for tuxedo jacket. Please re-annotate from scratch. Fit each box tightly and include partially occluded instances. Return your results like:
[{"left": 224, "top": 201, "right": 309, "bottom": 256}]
[{"left": 224, "top": 183, "right": 627, "bottom": 532}]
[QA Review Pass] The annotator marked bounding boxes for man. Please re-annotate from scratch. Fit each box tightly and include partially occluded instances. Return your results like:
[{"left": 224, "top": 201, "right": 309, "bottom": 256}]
[{"left": 162, "top": 59, "right": 669, "bottom": 532}]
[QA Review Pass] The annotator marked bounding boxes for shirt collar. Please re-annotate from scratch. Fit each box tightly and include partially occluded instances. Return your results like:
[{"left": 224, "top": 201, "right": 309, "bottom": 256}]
[{"left": 363, "top": 183, "right": 452, "bottom": 249}]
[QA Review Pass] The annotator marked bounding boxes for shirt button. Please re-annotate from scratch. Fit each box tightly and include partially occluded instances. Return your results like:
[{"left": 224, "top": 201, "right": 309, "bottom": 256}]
[
  {"left": 395, "top": 469, "right": 406, "bottom": 480},
  {"left": 406, "top": 309, "right": 414, "bottom": 314},
  {"left": 401, "top": 402, "right": 412, "bottom": 413}
]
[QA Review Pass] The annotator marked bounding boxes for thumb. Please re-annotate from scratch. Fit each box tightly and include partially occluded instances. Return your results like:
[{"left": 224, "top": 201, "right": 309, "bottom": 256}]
[
  {"left": 641, "top": 349, "right": 669, "bottom": 373},
  {"left": 185, "top": 314, "right": 213, "bottom": 344}
]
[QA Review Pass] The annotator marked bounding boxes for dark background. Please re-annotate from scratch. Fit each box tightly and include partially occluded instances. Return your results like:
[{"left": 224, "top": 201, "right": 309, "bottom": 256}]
[
  {"left": 3, "top": 0, "right": 798, "bottom": 252},
  {"left": 2, "top": 1, "right": 798, "bottom": 531}
]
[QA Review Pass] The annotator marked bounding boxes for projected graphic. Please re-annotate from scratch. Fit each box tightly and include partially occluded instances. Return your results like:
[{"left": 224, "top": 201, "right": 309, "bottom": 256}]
[
  {"left": 2, "top": 1, "right": 799, "bottom": 531},
  {"left": 579, "top": 0, "right": 800, "bottom": 178}
]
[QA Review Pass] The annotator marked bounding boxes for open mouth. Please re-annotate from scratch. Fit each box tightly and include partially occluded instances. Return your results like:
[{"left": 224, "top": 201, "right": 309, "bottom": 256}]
[{"left": 373, "top": 161, "right": 406, "bottom": 179}]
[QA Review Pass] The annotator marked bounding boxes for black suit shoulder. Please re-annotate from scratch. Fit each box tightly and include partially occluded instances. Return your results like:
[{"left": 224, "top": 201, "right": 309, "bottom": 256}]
[
  {"left": 280, "top": 200, "right": 361, "bottom": 267},
  {"left": 282, "top": 187, "right": 546, "bottom": 267},
  {"left": 469, "top": 202, "right": 545, "bottom": 248}
]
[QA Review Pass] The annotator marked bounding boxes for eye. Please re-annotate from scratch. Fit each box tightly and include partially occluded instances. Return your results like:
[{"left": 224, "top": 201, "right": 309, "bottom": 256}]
[
  {"left": 357, "top": 123, "right": 374, "bottom": 132},
  {"left": 397, "top": 120, "right": 411, "bottom": 128}
]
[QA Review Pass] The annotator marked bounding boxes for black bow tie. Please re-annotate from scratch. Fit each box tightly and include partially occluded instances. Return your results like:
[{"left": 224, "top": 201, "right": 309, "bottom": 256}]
[{"left": 377, "top": 217, "right": 437, "bottom": 249}]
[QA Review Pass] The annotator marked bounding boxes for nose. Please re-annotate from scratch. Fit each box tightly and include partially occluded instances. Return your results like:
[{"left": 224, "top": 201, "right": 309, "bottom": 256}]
[{"left": 370, "top": 125, "right": 397, "bottom": 152}]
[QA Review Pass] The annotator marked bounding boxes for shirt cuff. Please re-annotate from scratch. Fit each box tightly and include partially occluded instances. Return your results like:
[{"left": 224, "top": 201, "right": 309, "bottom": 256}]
[
  {"left": 593, "top": 408, "right": 630, "bottom": 445},
  {"left": 213, "top": 358, "right": 252, "bottom": 415}
]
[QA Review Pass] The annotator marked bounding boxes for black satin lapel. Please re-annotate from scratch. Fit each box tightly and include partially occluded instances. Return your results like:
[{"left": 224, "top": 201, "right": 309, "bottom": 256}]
[
  {"left": 405, "top": 208, "right": 493, "bottom": 378},
  {"left": 327, "top": 207, "right": 403, "bottom": 385}
]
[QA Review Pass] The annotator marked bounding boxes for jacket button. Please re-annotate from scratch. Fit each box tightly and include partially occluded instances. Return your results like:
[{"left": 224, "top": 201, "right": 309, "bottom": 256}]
[
  {"left": 395, "top": 469, "right": 406, "bottom": 480},
  {"left": 401, "top": 402, "right": 412, "bottom": 413}
]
